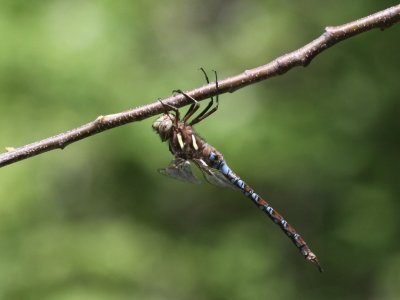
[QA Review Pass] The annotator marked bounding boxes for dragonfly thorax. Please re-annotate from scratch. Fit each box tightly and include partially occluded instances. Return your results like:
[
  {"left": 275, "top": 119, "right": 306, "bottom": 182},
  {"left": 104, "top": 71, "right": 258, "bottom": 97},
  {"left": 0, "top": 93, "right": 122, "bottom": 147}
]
[{"left": 152, "top": 113, "right": 175, "bottom": 141}]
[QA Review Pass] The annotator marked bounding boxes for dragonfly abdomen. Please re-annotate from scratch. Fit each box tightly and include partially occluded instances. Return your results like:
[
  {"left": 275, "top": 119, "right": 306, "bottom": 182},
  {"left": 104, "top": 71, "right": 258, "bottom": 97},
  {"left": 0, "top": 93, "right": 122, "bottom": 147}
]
[{"left": 208, "top": 151, "right": 322, "bottom": 272}]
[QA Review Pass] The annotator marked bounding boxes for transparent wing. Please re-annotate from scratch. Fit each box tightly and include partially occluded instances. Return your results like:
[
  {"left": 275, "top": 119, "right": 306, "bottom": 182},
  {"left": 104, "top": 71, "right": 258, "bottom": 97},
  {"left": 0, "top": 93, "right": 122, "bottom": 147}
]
[
  {"left": 203, "top": 169, "right": 239, "bottom": 190},
  {"left": 193, "top": 158, "right": 239, "bottom": 190},
  {"left": 158, "top": 158, "right": 200, "bottom": 184}
]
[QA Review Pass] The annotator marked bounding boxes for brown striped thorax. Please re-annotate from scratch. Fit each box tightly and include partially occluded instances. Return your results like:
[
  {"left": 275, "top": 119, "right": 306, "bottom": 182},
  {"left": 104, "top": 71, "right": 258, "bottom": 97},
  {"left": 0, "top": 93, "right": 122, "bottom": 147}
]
[{"left": 152, "top": 111, "right": 220, "bottom": 163}]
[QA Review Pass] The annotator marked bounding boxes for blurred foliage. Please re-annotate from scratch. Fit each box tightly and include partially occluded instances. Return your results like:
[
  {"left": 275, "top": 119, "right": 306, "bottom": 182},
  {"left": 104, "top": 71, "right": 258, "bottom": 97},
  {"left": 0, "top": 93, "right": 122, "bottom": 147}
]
[{"left": 1, "top": 1, "right": 399, "bottom": 299}]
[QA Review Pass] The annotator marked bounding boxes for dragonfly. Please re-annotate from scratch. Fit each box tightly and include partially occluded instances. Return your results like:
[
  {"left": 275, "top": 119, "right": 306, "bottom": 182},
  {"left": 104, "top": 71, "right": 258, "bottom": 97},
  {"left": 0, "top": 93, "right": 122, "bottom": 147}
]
[{"left": 152, "top": 69, "right": 322, "bottom": 272}]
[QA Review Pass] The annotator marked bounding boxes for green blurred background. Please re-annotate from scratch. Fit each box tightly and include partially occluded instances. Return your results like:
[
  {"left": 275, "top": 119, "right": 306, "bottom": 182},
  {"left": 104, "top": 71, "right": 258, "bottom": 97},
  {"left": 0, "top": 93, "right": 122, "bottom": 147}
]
[{"left": 1, "top": 1, "right": 399, "bottom": 299}]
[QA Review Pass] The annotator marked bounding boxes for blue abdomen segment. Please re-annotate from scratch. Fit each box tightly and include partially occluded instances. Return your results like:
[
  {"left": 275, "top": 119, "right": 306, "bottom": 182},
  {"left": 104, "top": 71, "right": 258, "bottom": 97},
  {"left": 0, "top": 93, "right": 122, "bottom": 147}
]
[{"left": 209, "top": 152, "right": 259, "bottom": 203}]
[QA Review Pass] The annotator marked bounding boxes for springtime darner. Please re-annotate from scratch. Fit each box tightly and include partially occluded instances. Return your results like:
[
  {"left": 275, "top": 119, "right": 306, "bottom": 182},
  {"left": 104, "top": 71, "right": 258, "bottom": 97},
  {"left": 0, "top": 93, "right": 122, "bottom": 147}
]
[{"left": 152, "top": 69, "right": 322, "bottom": 272}]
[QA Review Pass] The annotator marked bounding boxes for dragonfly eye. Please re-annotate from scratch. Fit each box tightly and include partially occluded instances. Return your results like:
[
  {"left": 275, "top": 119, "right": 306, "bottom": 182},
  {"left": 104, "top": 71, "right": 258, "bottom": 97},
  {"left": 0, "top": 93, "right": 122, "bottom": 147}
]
[{"left": 152, "top": 113, "right": 175, "bottom": 141}]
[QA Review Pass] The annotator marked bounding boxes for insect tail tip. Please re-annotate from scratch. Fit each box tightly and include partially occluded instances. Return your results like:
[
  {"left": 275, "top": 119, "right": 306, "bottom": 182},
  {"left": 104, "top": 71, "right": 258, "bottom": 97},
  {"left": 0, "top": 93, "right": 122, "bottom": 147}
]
[
  {"left": 311, "top": 258, "right": 323, "bottom": 273},
  {"left": 305, "top": 251, "right": 323, "bottom": 273}
]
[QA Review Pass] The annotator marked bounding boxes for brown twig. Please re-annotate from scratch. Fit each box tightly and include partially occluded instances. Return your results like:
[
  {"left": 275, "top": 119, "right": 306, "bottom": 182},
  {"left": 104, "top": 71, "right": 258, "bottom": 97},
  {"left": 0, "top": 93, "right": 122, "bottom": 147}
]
[{"left": 1, "top": 4, "right": 399, "bottom": 168}]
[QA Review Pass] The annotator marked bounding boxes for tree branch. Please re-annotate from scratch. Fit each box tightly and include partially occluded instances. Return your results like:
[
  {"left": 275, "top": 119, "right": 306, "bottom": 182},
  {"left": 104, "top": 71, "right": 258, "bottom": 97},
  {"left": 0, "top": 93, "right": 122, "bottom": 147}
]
[{"left": 1, "top": 4, "right": 399, "bottom": 168}]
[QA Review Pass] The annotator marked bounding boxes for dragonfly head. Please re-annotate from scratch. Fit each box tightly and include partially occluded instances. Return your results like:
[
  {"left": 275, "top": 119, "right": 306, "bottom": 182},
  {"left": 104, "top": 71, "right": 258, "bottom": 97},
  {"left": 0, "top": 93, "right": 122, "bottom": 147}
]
[{"left": 152, "top": 113, "right": 175, "bottom": 141}]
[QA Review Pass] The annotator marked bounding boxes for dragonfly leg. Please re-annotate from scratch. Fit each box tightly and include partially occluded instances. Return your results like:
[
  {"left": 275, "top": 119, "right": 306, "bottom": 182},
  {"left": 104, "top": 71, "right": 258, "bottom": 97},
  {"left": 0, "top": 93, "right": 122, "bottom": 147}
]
[
  {"left": 190, "top": 69, "right": 219, "bottom": 126},
  {"left": 172, "top": 89, "right": 201, "bottom": 123},
  {"left": 158, "top": 99, "right": 180, "bottom": 126}
]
